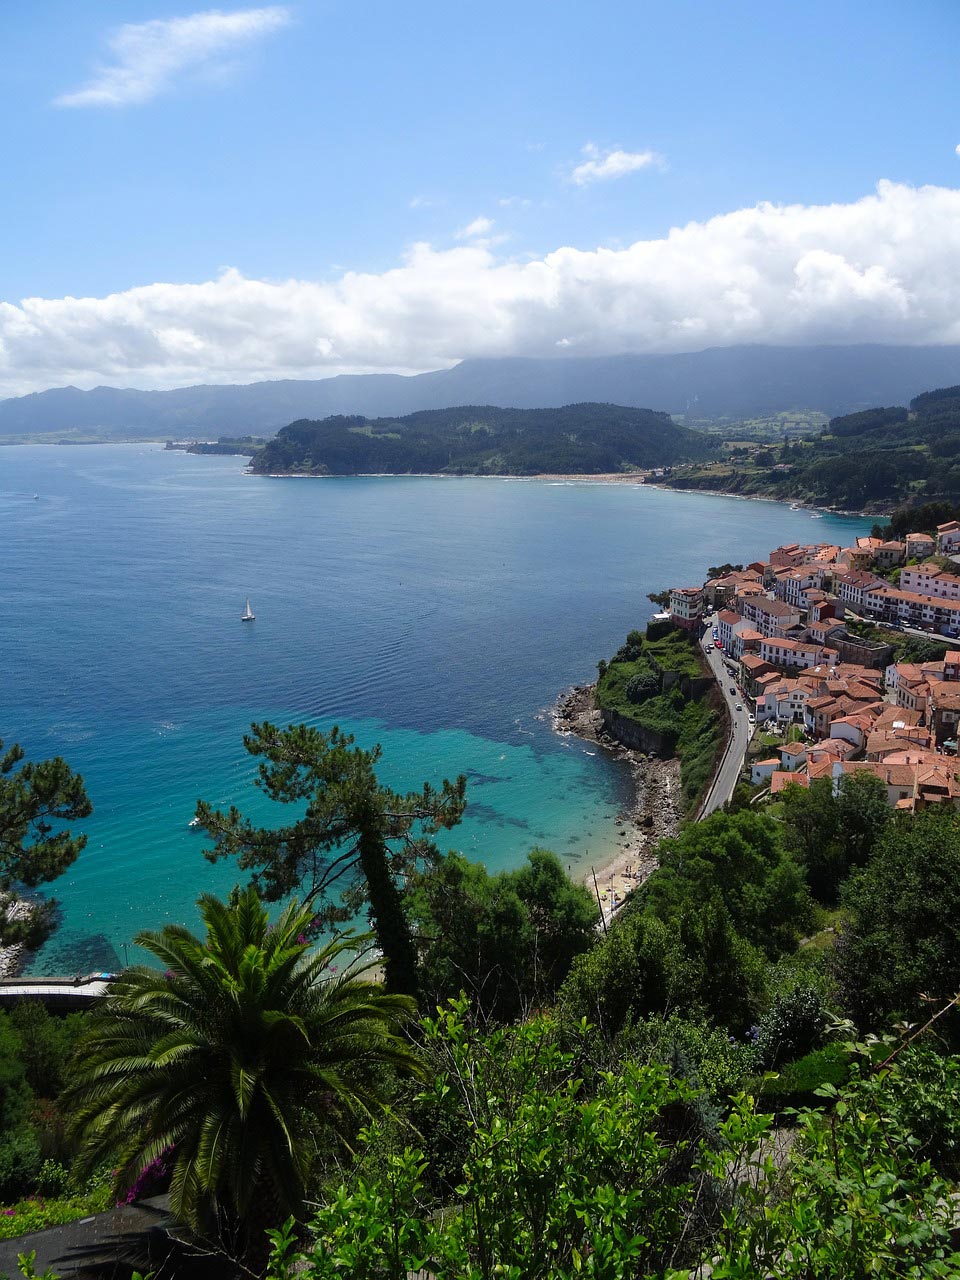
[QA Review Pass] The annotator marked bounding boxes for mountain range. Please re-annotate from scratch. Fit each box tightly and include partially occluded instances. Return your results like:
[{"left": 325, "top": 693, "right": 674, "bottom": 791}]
[{"left": 6, "top": 345, "right": 960, "bottom": 438}]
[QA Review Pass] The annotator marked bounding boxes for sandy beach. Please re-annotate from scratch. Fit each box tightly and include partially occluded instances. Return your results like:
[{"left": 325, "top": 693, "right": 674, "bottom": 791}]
[
  {"left": 554, "top": 684, "right": 683, "bottom": 926},
  {"left": 262, "top": 469, "right": 651, "bottom": 484}
]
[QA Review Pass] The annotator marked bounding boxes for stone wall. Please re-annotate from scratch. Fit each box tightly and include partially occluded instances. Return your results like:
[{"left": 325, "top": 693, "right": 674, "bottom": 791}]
[{"left": 599, "top": 708, "right": 674, "bottom": 755}]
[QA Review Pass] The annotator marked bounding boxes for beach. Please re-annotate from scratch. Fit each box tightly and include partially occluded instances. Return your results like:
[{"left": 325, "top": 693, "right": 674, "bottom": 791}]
[{"left": 554, "top": 684, "right": 684, "bottom": 926}]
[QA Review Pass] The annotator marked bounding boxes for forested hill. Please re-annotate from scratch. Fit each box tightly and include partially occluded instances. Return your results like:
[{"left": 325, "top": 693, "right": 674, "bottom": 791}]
[
  {"left": 249, "top": 402, "right": 717, "bottom": 476},
  {"left": 663, "top": 383, "right": 960, "bottom": 512}
]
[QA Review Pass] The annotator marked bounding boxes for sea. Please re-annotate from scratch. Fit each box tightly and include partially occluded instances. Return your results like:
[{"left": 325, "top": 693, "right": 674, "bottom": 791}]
[{"left": 0, "top": 444, "right": 869, "bottom": 972}]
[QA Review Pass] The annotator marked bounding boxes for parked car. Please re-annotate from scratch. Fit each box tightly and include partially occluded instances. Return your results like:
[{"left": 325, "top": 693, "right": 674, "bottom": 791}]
[{"left": 748, "top": 714, "right": 756, "bottom": 724}]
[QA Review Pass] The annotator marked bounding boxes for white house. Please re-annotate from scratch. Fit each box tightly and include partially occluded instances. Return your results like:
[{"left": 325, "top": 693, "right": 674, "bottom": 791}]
[
  {"left": 669, "top": 587, "right": 703, "bottom": 632},
  {"left": 937, "top": 520, "right": 960, "bottom": 555}
]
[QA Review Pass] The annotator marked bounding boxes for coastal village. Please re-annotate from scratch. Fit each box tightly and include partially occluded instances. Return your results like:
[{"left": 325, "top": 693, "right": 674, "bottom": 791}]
[{"left": 669, "top": 519, "right": 960, "bottom": 809}]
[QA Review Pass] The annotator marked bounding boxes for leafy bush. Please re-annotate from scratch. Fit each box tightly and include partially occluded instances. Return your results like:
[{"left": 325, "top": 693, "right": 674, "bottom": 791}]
[
  {"left": 613, "top": 629, "right": 646, "bottom": 663},
  {"left": 0, "top": 1179, "right": 112, "bottom": 1241},
  {"left": 35, "top": 1159, "right": 69, "bottom": 1198},
  {"left": 408, "top": 848, "right": 598, "bottom": 1023},
  {"left": 617, "top": 1014, "right": 756, "bottom": 1102},
  {"left": 0, "top": 1130, "right": 41, "bottom": 1203},
  {"left": 271, "top": 1001, "right": 712, "bottom": 1279},
  {"left": 696, "top": 1065, "right": 960, "bottom": 1278},
  {"left": 625, "top": 669, "right": 659, "bottom": 704},
  {"left": 756, "top": 1043, "right": 849, "bottom": 1111},
  {"left": 754, "top": 983, "right": 829, "bottom": 1069}
]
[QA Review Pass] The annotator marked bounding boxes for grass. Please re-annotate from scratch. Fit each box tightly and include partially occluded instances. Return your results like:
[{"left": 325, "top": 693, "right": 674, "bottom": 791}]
[
  {"left": 596, "top": 626, "right": 723, "bottom": 813},
  {"left": 0, "top": 1183, "right": 113, "bottom": 1240},
  {"left": 800, "top": 908, "right": 847, "bottom": 954},
  {"left": 754, "top": 1043, "right": 850, "bottom": 1112},
  {"left": 595, "top": 658, "right": 655, "bottom": 719},
  {"left": 642, "top": 630, "right": 705, "bottom": 679}
]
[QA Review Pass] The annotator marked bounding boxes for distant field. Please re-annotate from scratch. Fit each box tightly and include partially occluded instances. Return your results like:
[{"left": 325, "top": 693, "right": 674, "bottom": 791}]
[{"left": 674, "top": 410, "right": 829, "bottom": 442}]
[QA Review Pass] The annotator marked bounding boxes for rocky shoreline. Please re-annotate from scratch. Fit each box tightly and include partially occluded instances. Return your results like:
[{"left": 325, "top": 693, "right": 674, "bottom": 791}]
[
  {"left": 0, "top": 897, "right": 37, "bottom": 980},
  {"left": 554, "top": 683, "right": 684, "bottom": 922}
]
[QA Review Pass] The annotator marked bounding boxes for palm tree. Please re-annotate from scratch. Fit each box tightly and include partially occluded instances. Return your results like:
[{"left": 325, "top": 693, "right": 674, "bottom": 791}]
[{"left": 66, "top": 886, "right": 422, "bottom": 1263}]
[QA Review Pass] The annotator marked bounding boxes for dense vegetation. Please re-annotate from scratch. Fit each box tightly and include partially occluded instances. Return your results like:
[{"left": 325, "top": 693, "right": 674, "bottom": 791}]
[
  {"left": 180, "top": 435, "right": 265, "bottom": 456},
  {"left": 843, "top": 616, "right": 952, "bottom": 664},
  {"left": 665, "top": 382, "right": 960, "bottom": 511},
  {"left": 596, "top": 626, "right": 725, "bottom": 810},
  {"left": 0, "top": 741, "right": 91, "bottom": 950},
  {"left": 250, "top": 403, "right": 716, "bottom": 477},
  {"left": 10, "top": 716, "right": 960, "bottom": 1277}
]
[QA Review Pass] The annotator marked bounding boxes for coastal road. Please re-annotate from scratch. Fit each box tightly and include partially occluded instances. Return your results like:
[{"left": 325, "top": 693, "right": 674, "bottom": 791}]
[{"left": 698, "top": 617, "right": 753, "bottom": 816}]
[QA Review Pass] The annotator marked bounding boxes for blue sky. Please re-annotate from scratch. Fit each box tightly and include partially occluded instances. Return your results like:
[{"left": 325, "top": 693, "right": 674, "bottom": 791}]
[{"left": 1, "top": 0, "right": 960, "bottom": 393}]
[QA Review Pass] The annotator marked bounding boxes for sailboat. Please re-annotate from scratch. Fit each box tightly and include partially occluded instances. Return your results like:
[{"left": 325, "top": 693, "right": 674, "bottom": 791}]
[{"left": 241, "top": 598, "right": 255, "bottom": 622}]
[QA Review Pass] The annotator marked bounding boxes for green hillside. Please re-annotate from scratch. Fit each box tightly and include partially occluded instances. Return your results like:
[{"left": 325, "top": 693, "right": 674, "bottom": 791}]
[
  {"left": 663, "top": 384, "right": 960, "bottom": 511},
  {"left": 250, "top": 402, "right": 717, "bottom": 476}
]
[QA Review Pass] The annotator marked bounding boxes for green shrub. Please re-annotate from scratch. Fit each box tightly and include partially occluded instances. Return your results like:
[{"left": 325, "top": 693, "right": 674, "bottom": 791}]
[
  {"left": 756, "top": 1042, "right": 849, "bottom": 1111},
  {"left": 625, "top": 668, "right": 659, "bottom": 704},
  {"left": 754, "top": 983, "right": 829, "bottom": 1069},
  {"left": 0, "top": 1180, "right": 113, "bottom": 1241},
  {"left": 0, "top": 1130, "right": 41, "bottom": 1202},
  {"left": 35, "top": 1159, "right": 69, "bottom": 1198}
]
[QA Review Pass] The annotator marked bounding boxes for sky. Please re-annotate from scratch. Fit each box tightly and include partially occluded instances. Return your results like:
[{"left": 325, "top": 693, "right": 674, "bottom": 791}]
[{"left": 1, "top": 0, "right": 960, "bottom": 396}]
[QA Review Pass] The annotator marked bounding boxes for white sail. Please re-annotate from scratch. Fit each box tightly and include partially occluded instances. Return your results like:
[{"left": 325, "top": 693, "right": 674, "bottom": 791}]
[{"left": 242, "top": 598, "right": 255, "bottom": 621}]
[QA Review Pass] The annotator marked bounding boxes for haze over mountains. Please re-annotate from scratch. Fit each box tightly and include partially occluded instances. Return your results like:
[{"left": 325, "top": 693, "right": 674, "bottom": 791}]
[{"left": 6, "top": 344, "right": 960, "bottom": 439}]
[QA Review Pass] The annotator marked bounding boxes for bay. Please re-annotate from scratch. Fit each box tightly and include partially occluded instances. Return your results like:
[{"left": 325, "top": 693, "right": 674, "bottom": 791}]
[{"left": 0, "top": 444, "right": 868, "bottom": 971}]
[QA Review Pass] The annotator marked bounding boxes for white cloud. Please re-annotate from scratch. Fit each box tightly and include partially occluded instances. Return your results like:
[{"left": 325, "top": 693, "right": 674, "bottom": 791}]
[
  {"left": 54, "top": 6, "right": 290, "bottom": 108},
  {"left": 955, "top": 143, "right": 960, "bottom": 157},
  {"left": 455, "top": 216, "right": 495, "bottom": 240},
  {"left": 4, "top": 181, "right": 960, "bottom": 396},
  {"left": 570, "top": 143, "right": 662, "bottom": 186},
  {"left": 499, "top": 196, "right": 532, "bottom": 209}
]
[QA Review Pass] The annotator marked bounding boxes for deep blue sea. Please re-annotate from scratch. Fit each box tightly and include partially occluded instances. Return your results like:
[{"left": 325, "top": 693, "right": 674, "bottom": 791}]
[{"left": 0, "top": 445, "right": 868, "bottom": 972}]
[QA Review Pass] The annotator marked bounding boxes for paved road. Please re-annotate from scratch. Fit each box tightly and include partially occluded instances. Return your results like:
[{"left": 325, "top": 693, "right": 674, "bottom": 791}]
[
  {"left": 0, "top": 974, "right": 113, "bottom": 1009},
  {"left": 698, "top": 616, "right": 753, "bottom": 816}
]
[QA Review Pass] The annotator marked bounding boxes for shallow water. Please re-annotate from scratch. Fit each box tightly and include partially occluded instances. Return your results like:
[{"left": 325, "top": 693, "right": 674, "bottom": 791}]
[{"left": 0, "top": 445, "right": 867, "bottom": 970}]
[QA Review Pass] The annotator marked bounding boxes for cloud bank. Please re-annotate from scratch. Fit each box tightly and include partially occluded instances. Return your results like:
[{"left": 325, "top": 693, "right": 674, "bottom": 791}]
[
  {"left": 570, "top": 143, "right": 662, "bottom": 186},
  {"left": 55, "top": 6, "right": 290, "bottom": 108},
  {"left": 3, "top": 181, "right": 960, "bottom": 396}
]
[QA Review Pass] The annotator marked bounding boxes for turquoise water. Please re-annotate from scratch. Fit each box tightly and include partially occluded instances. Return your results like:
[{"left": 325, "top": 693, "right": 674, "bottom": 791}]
[{"left": 0, "top": 445, "right": 868, "bottom": 971}]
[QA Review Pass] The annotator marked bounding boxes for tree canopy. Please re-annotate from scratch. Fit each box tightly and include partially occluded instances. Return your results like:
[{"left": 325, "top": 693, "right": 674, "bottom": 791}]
[
  {"left": 837, "top": 810, "right": 960, "bottom": 1034},
  {"left": 195, "top": 722, "right": 466, "bottom": 995},
  {"left": 779, "top": 771, "right": 890, "bottom": 904},
  {"left": 0, "top": 740, "right": 92, "bottom": 947},
  {"left": 66, "top": 887, "right": 422, "bottom": 1265},
  {"left": 407, "top": 848, "right": 598, "bottom": 1022},
  {"left": 251, "top": 403, "right": 716, "bottom": 477}
]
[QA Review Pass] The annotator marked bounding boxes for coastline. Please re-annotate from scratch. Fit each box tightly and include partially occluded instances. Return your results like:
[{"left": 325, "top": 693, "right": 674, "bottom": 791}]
[
  {"left": 255, "top": 467, "right": 877, "bottom": 516},
  {"left": 258, "top": 469, "right": 649, "bottom": 483},
  {"left": 0, "top": 898, "right": 38, "bottom": 981},
  {"left": 554, "top": 684, "right": 683, "bottom": 926},
  {"left": 641, "top": 479, "right": 876, "bottom": 520}
]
